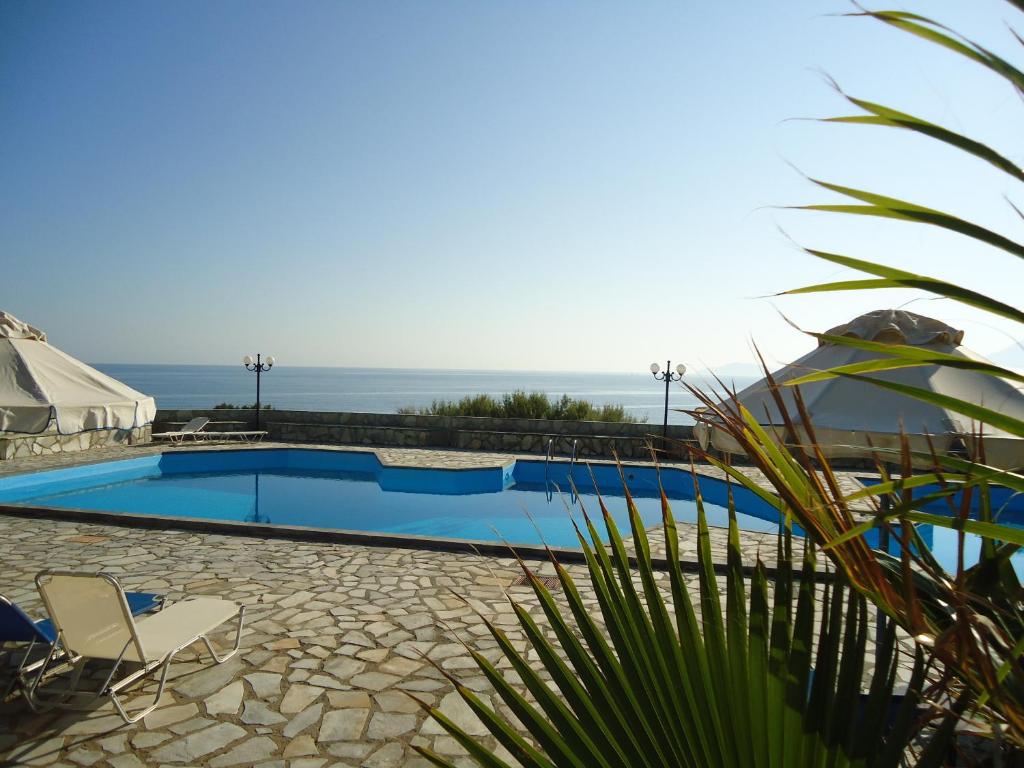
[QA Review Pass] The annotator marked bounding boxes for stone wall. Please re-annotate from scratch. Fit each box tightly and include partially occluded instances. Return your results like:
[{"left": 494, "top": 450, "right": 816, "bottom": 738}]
[
  {"left": 0, "top": 423, "right": 152, "bottom": 460},
  {"left": 155, "top": 408, "right": 695, "bottom": 459}
]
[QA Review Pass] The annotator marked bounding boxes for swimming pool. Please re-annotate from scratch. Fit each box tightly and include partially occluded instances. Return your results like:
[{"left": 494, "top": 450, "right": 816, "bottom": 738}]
[
  {"left": 0, "top": 449, "right": 778, "bottom": 548},
  {"left": 0, "top": 448, "right": 1017, "bottom": 574}
]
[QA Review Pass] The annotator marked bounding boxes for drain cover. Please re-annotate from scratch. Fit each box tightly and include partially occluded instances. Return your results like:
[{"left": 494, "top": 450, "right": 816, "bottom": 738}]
[{"left": 510, "top": 574, "right": 561, "bottom": 589}]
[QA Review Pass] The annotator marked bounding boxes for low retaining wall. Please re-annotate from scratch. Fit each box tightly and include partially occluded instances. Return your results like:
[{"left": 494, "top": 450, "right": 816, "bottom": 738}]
[
  {"left": 155, "top": 408, "right": 695, "bottom": 459},
  {"left": 0, "top": 424, "right": 152, "bottom": 460}
]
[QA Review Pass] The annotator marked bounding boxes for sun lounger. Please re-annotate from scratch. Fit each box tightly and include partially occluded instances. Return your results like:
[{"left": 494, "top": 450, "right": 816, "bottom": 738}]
[
  {"left": 151, "top": 417, "right": 210, "bottom": 443},
  {"left": 1, "top": 591, "right": 163, "bottom": 701},
  {"left": 196, "top": 430, "right": 268, "bottom": 443},
  {"left": 28, "top": 571, "right": 244, "bottom": 723}
]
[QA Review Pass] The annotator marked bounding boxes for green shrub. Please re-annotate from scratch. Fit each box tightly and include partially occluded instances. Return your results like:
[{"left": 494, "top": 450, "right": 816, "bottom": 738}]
[{"left": 400, "top": 390, "right": 644, "bottom": 422}]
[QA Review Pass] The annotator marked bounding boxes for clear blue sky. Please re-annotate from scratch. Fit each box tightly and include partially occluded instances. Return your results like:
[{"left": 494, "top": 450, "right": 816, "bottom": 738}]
[{"left": 2, "top": 1, "right": 1021, "bottom": 372}]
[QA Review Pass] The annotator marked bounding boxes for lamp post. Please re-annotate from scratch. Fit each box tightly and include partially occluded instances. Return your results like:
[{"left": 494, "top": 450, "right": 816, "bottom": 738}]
[
  {"left": 243, "top": 354, "right": 274, "bottom": 429},
  {"left": 650, "top": 360, "right": 686, "bottom": 439}
]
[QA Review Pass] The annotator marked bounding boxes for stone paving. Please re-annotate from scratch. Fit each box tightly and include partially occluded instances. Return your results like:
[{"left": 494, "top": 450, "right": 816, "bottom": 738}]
[{"left": 0, "top": 443, "right": 881, "bottom": 767}]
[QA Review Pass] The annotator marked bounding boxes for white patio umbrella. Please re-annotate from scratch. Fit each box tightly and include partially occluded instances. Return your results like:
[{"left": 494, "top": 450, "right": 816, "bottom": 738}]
[
  {"left": 0, "top": 311, "right": 156, "bottom": 434},
  {"left": 694, "top": 310, "right": 1024, "bottom": 470}
]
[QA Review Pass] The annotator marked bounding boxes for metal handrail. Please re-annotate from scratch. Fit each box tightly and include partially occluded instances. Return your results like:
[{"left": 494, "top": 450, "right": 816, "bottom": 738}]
[
  {"left": 544, "top": 439, "right": 555, "bottom": 501},
  {"left": 568, "top": 440, "right": 579, "bottom": 504}
]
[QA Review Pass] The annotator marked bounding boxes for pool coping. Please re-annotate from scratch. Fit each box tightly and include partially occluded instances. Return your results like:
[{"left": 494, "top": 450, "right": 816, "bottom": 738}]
[{"left": 0, "top": 500, "right": 798, "bottom": 579}]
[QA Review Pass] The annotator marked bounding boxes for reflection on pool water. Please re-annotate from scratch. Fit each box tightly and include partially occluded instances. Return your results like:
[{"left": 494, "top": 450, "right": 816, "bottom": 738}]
[{"left": 0, "top": 449, "right": 1018, "bottom": 575}]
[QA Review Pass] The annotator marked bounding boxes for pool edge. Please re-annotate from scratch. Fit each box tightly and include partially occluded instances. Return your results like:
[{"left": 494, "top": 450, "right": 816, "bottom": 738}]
[{"left": 0, "top": 501, "right": 803, "bottom": 579}]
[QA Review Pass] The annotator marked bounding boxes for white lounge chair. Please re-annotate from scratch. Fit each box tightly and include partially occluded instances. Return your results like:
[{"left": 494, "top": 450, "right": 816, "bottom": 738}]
[
  {"left": 29, "top": 570, "right": 244, "bottom": 723},
  {"left": 151, "top": 417, "right": 210, "bottom": 443},
  {"left": 197, "top": 429, "right": 268, "bottom": 443}
]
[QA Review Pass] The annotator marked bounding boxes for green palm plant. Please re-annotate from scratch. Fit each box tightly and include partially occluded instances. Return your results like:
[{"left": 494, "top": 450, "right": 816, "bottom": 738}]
[
  {"left": 687, "top": 378, "right": 1024, "bottom": 747},
  {"left": 414, "top": 485, "right": 953, "bottom": 767},
  {"left": 416, "top": 3, "right": 1024, "bottom": 764},
  {"left": 726, "top": 1, "right": 1024, "bottom": 744}
]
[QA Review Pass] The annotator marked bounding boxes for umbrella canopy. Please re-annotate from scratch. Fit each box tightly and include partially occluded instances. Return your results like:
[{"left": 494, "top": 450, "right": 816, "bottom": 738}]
[
  {"left": 695, "top": 309, "right": 1024, "bottom": 469},
  {"left": 0, "top": 311, "right": 156, "bottom": 434}
]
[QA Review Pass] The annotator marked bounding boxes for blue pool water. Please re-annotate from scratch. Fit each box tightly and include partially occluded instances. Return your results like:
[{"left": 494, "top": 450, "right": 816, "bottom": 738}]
[
  {"left": 0, "top": 449, "right": 1018, "bottom": 574},
  {"left": 0, "top": 450, "right": 777, "bottom": 548}
]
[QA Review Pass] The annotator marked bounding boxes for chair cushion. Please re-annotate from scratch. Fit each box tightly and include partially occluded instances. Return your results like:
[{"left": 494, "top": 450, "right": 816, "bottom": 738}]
[
  {"left": 33, "top": 591, "right": 163, "bottom": 645},
  {"left": 0, "top": 599, "right": 51, "bottom": 643},
  {"left": 133, "top": 598, "right": 240, "bottom": 661}
]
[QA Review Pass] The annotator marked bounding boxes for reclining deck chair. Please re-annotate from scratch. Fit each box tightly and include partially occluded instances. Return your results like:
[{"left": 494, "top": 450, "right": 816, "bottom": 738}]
[
  {"left": 151, "top": 417, "right": 210, "bottom": 443},
  {"left": 0, "top": 591, "right": 163, "bottom": 702},
  {"left": 30, "top": 571, "right": 244, "bottom": 723},
  {"left": 196, "top": 429, "right": 268, "bottom": 442}
]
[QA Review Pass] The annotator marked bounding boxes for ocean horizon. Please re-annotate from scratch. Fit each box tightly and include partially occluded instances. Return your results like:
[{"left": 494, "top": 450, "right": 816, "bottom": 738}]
[{"left": 94, "top": 363, "right": 760, "bottom": 425}]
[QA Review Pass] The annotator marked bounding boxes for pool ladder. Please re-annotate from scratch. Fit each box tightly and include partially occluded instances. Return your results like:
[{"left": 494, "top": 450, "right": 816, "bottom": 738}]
[{"left": 544, "top": 439, "right": 580, "bottom": 504}]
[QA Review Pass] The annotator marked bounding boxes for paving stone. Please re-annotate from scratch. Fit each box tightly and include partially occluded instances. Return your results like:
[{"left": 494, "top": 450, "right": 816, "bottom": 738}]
[
  {"left": 318, "top": 707, "right": 370, "bottom": 742},
  {"left": 350, "top": 671, "right": 401, "bottom": 691},
  {"left": 57, "top": 713, "right": 128, "bottom": 736},
  {"left": 169, "top": 716, "right": 216, "bottom": 734},
  {"left": 96, "top": 734, "right": 128, "bottom": 754},
  {"left": 151, "top": 722, "right": 248, "bottom": 762},
  {"left": 326, "top": 742, "right": 374, "bottom": 760},
  {"left": 327, "top": 690, "right": 372, "bottom": 709},
  {"left": 283, "top": 702, "right": 324, "bottom": 739},
  {"left": 130, "top": 731, "right": 171, "bottom": 749},
  {"left": 173, "top": 657, "right": 243, "bottom": 698},
  {"left": 241, "top": 699, "right": 286, "bottom": 725},
  {"left": 420, "top": 691, "right": 489, "bottom": 736},
  {"left": 364, "top": 742, "right": 406, "bottom": 768},
  {"left": 340, "top": 630, "right": 374, "bottom": 647},
  {"left": 305, "top": 673, "right": 346, "bottom": 689},
  {"left": 323, "top": 656, "right": 366, "bottom": 680},
  {"left": 205, "top": 679, "right": 244, "bottom": 715},
  {"left": 283, "top": 734, "right": 318, "bottom": 758},
  {"left": 10, "top": 735, "right": 65, "bottom": 766},
  {"left": 290, "top": 760, "right": 328, "bottom": 768},
  {"left": 144, "top": 701, "right": 200, "bottom": 729},
  {"left": 65, "top": 748, "right": 104, "bottom": 766},
  {"left": 265, "top": 638, "right": 300, "bottom": 650},
  {"left": 260, "top": 655, "right": 290, "bottom": 673},
  {"left": 244, "top": 671, "right": 283, "bottom": 698},
  {"left": 379, "top": 656, "right": 423, "bottom": 676},
  {"left": 395, "top": 614, "right": 434, "bottom": 631},
  {"left": 278, "top": 590, "right": 316, "bottom": 608},
  {"left": 208, "top": 735, "right": 278, "bottom": 767},
  {"left": 108, "top": 756, "right": 146, "bottom": 768},
  {"left": 376, "top": 690, "right": 425, "bottom": 713},
  {"left": 280, "top": 682, "right": 324, "bottom": 714},
  {"left": 367, "top": 712, "right": 417, "bottom": 739}
]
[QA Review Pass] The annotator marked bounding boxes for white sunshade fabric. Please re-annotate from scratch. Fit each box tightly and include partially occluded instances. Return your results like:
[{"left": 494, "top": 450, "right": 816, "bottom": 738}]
[
  {"left": 0, "top": 311, "right": 156, "bottom": 435},
  {"left": 695, "top": 310, "right": 1024, "bottom": 469}
]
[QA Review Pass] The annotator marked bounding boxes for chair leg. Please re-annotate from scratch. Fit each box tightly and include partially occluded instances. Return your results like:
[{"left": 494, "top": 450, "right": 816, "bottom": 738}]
[
  {"left": 24, "top": 657, "right": 95, "bottom": 712},
  {"left": 199, "top": 605, "right": 246, "bottom": 664},
  {"left": 110, "top": 657, "right": 173, "bottom": 724},
  {"left": 111, "top": 608, "right": 245, "bottom": 723}
]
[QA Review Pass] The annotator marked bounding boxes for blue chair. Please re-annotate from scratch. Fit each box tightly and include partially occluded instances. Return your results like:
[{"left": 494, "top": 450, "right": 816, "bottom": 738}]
[{"left": 0, "top": 591, "right": 164, "bottom": 702}]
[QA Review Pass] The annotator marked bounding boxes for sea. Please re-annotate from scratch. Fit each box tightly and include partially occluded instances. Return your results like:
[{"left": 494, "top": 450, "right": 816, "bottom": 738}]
[{"left": 93, "top": 364, "right": 758, "bottom": 426}]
